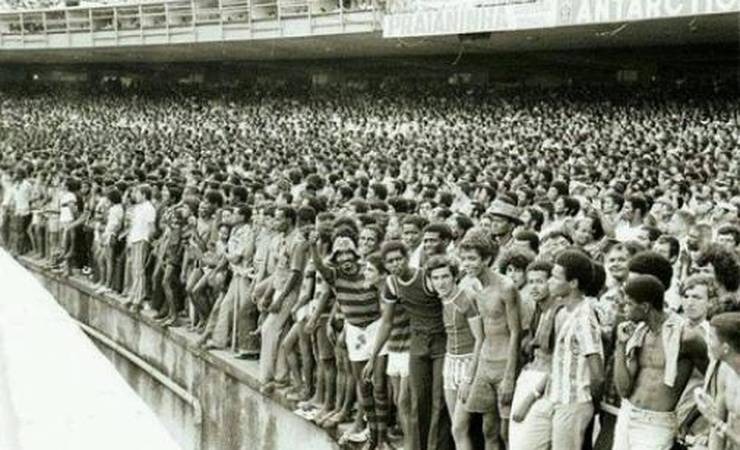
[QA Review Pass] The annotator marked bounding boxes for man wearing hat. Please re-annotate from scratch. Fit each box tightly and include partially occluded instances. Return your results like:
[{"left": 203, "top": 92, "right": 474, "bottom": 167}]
[
  {"left": 482, "top": 199, "right": 522, "bottom": 256},
  {"left": 613, "top": 274, "right": 709, "bottom": 450},
  {"left": 309, "top": 228, "right": 392, "bottom": 450}
]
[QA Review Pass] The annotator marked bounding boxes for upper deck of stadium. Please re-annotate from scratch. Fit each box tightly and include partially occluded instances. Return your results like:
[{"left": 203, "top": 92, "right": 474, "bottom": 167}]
[{"left": 0, "top": 0, "right": 737, "bottom": 63}]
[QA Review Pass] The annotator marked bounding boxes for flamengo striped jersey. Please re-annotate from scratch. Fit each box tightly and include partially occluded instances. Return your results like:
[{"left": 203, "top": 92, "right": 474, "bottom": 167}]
[
  {"left": 548, "top": 299, "right": 604, "bottom": 405},
  {"left": 331, "top": 271, "right": 382, "bottom": 328}
]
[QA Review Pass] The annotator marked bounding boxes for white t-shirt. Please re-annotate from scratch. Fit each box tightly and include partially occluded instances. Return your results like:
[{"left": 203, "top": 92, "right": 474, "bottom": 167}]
[
  {"left": 59, "top": 192, "right": 77, "bottom": 223},
  {"left": 103, "top": 204, "right": 124, "bottom": 242},
  {"left": 2, "top": 176, "right": 15, "bottom": 208},
  {"left": 127, "top": 201, "right": 156, "bottom": 244},
  {"left": 13, "top": 180, "right": 32, "bottom": 216}
]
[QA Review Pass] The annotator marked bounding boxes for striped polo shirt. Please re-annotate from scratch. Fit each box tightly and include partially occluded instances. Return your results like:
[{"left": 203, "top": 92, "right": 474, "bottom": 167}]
[{"left": 548, "top": 299, "right": 604, "bottom": 405}]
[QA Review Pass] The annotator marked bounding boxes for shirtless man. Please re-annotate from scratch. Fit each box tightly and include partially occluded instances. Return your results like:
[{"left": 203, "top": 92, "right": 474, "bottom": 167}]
[
  {"left": 613, "top": 274, "right": 709, "bottom": 450},
  {"left": 695, "top": 312, "right": 740, "bottom": 450},
  {"left": 458, "top": 230, "right": 521, "bottom": 450}
]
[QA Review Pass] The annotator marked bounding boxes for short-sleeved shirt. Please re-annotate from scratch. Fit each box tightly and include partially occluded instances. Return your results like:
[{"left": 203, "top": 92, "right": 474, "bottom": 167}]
[
  {"left": 128, "top": 200, "right": 156, "bottom": 244},
  {"left": 1, "top": 176, "right": 14, "bottom": 208},
  {"left": 103, "top": 204, "right": 124, "bottom": 243},
  {"left": 252, "top": 227, "right": 274, "bottom": 282},
  {"left": 228, "top": 223, "right": 256, "bottom": 277},
  {"left": 442, "top": 288, "right": 479, "bottom": 355},
  {"left": 13, "top": 179, "right": 31, "bottom": 216},
  {"left": 548, "top": 299, "right": 604, "bottom": 405},
  {"left": 59, "top": 191, "right": 77, "bottom": 223},
  {"left": 163, "top": 226, "right": 184, "bottom": 265},
  {"left": 266, "top": 231, "right": 287, "bottom": 277},
  {"left": 272, "top": 229, "right": 309, "bottom": 291}
]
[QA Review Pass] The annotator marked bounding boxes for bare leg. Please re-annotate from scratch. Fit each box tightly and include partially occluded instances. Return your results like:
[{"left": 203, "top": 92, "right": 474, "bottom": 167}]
[
  {"left": 444, "top": 389, "right": 458, "bottom": 425},
  {"left": 321, "top": 358, "right": 336, "bottom": 412},
  {"left": 451, "top": 400, "right": 474, "bottom": 450},
  {"left": 350, "top": 361, "right": 369, "bottom": 435},
  {"left": 282, "top": 320, "right": 304, "bottom": 391},
  {"left": 298, "top": 322, "right": 314, "bottom": 399},
  {"left": 483, "top": 412, "right": 502, "bottom": 450}
]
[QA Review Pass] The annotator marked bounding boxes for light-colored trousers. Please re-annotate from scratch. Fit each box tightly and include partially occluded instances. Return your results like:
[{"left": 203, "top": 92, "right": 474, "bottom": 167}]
[
  {"left": 128, "top": 240, "right": 149, "bottom": 305},
  {"left": 551, "top": 400, "right": 594, "bottom": 450},
  {"left": 259, "top": 288, "right": 298, "bottom": 383},
  {"left": 509, "top": 369, "right": 552, "bottom": 450},
  {"left": 209, "top": 274, "right": 258, "bottom": 351},
  {"left": 612, "top": 399, "right": 677, "bottom": 450}
]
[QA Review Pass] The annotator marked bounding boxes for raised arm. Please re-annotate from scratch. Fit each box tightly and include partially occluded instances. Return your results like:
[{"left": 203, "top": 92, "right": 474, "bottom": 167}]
[{"left": 308, "top": 232, "right": 334, "bottom": 285}]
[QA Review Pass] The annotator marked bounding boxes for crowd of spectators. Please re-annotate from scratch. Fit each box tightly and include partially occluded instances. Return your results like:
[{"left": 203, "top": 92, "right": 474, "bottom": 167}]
[{"left": 1, "top": 79, "right": 740, "bottom": 450}]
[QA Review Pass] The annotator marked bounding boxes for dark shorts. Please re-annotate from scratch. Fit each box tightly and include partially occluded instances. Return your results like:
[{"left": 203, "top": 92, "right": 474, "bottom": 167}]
[{"left": 465, "top": 359, "right": 511, "bottom": 418}]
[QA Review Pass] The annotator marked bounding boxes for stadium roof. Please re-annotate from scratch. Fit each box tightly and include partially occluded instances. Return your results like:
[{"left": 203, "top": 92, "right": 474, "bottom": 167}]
[{"left": 0, "top": 10, "right": 736, "bottom": 64}]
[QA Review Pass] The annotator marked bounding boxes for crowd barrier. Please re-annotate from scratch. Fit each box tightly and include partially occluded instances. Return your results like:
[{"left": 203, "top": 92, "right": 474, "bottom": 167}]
[{"left": 17, "top": 255, "right": 342, "bottom": 450}]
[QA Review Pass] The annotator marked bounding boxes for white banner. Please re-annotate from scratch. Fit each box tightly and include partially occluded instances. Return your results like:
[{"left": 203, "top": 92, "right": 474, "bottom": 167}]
[{"left": 383, "top": 0, "right": 740, "bottom": 37}]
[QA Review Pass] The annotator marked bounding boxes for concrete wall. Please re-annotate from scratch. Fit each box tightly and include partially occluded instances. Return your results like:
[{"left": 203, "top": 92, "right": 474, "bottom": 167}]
[{"left": 24, "top": 261, "right": 339, "bottom": 450}]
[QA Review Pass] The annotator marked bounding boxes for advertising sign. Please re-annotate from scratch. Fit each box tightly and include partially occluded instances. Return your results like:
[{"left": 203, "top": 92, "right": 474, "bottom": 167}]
[{"left": 383, "top": 0, "right": 740, "bottom": 37}]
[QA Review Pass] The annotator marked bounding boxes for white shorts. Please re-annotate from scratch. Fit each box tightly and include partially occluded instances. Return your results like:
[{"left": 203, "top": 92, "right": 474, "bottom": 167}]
[
  {"left": 443, "top": 353, "right": 474, "bottom": 391},
  {"left": 344, "top": 318, "right": 387, "bottom": 363},
  {"left": 386, "top": 350, "right": 410, "bottom": 378}
]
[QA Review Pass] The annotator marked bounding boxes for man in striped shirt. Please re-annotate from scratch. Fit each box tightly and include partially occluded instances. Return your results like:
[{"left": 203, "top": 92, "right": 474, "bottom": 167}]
[
  {"left": 546, "top": 249, "right": 605, "bottom": 450},
  {"left": 309, "top": 227, "right": 391, "bottom": 450}
]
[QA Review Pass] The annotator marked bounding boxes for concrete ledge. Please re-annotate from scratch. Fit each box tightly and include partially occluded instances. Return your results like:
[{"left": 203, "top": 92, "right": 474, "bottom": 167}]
[{"left": 19, "top": 257, "right": 340, "bottom": 450}]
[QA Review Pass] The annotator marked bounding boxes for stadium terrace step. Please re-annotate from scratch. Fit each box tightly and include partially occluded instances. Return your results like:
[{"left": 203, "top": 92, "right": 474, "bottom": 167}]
[{"left": 18, "top": 255, "right": 378, "bottom": 450}]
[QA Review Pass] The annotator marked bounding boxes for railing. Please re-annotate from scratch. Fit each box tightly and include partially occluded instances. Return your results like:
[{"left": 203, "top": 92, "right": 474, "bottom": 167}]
[{"left": 0, "top": 0, "right": 382, "bottom": 39}]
